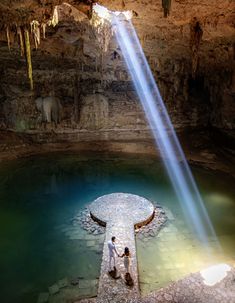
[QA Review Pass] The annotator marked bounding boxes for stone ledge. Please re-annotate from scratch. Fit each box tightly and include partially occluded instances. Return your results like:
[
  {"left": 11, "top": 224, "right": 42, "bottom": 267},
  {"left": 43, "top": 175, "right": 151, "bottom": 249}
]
[
  {"left": 89, "top": 193, "right": 155, "bottom": 227},
  {"left": 88, "top": 193, "right": 155, "bottom": 303}
]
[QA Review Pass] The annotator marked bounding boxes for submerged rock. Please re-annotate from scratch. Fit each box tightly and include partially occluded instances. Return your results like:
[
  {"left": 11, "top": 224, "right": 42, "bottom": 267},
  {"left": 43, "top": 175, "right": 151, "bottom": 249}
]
[
  {"left": 71, "top": 277, "right": 79, "bottom": 286},
  {"left": 58, "top": 277, "right": 69, "bottom": 289},
  {"left": 72, "top": 207, "right": 106, "bottom": 236},
  {"left": 48, "top": 284, "right": 59, "bottom": 295},
  {"left": 37, "top": 292, "right": 49, "bottom": 303},
  {"left": 136, "top": 206, "right": 167, "bottom": 240}
]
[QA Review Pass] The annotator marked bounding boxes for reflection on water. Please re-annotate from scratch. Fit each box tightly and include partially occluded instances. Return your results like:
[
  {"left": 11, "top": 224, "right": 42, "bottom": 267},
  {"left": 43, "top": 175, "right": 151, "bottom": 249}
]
[
  {"left": 0, "top": 153, "right": 234, "bottom": 302},
  {"left": 137, "top": 166, "right": 235, "bottom": 294}
]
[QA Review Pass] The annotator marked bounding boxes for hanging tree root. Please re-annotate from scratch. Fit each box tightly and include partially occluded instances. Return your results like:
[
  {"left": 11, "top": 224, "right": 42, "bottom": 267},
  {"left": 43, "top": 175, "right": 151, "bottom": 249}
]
[{"left": 24, "top": 28, "right": 33, "bottom": 90}]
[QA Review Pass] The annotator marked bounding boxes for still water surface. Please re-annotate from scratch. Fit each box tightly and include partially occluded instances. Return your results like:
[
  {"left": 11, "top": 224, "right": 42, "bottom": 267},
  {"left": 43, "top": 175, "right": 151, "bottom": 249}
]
[{"left": 0, "top": 153, "right": 234, "bottom": 302}]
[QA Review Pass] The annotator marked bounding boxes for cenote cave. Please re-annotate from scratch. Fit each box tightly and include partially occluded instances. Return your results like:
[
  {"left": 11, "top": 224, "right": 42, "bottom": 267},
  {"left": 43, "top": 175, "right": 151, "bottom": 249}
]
[{"left": 0, "top": 1, "right": 234, "bottom": 303}]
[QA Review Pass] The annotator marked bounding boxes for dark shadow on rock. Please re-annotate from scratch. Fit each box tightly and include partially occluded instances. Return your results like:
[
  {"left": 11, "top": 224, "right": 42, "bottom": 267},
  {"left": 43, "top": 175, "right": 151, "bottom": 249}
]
[
  {"left": 125, "top": 273, "right": 134, "bottom": 287},
  {"left": 108, "top": 266, "right": 120, "bottom": 279}
]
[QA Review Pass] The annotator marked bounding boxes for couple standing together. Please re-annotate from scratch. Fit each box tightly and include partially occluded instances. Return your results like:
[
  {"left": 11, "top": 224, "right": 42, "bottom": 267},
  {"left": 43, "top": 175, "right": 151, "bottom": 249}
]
[{"left": 108, "top": 236, "right": 130, "bottom": 274}]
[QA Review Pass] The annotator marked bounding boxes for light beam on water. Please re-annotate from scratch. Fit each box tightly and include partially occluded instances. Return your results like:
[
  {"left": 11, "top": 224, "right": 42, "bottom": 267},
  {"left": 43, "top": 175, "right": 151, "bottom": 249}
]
[{"left": 110, "top": 13, "right": 219, "bottom": 247}]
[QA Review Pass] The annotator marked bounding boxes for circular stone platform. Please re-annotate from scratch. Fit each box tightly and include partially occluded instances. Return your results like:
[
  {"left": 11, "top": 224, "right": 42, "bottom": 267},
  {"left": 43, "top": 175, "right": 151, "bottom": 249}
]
[{"left": 89, "top": 193, "right": 155, "bottom": 228}]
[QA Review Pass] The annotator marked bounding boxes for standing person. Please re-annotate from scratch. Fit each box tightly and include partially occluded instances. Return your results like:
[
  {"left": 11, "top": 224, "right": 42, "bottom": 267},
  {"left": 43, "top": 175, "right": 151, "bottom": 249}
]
[
  {"left": 120, "top": 247, "right": 130, "bottom": 273},
  {"left": 108, "top": 236, "right": 119, "bottom": 271},
  {"left": 120, "top": 247, "right": 133, "bottom": 286}
]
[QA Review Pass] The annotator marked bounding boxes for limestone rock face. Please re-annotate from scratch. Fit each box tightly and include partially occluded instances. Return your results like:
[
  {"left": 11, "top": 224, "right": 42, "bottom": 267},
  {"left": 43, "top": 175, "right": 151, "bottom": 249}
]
[
  {"left": 0, "top": 0, "right": 234, "bottom": 140},
  {"left": 1, "top": 88, "right": 37, "bottom": 131},
  {"left": 79, "top": 93, "right": 109, "bottom": 130}
]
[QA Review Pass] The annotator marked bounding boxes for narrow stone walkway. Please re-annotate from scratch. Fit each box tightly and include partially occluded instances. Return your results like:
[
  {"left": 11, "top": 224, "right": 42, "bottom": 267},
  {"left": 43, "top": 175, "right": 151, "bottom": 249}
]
[
  {"left": 89, "top": 193, "right": 155, "bottom": 303},
  {"left": 76, "top": 193, "right": 235, "bottom": 303}
]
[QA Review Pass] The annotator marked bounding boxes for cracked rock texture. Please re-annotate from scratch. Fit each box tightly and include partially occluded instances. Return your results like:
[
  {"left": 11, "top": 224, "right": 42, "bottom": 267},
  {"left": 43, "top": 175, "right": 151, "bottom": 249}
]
[
  {"left": 77, "top": 266, "right": 235, "bottom": 303},
  {"left": 0, "top": 0, "right": 234, "bottom": 141}
]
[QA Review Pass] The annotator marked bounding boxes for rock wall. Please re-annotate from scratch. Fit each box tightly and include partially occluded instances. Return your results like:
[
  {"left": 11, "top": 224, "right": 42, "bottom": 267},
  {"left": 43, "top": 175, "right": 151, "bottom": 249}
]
[
  {"left": 0, "top": 0, "right": 234, "bottom": 142},
  {"left": 79, "top": 94, "right": 109, "bottom": 130}
]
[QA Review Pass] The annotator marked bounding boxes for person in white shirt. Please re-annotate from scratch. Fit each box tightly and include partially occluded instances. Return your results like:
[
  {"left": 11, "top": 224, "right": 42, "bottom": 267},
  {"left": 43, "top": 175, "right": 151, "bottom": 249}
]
[{"left": 108, "top": 236, "right": 119, "bottom": 271}]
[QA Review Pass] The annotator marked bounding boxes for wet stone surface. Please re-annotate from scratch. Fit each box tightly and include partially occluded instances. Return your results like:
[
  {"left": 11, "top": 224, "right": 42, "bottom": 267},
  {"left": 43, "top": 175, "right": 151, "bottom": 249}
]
[
  {"left": 72, "top": 203, "right": 166, "bottom": 239},
  {"left": 141, "top": 267, "right": 235, "bottom": 303},
  {"left": 70, "top": 208, "right": 106, "bottom": 235},
  {"left": 38, "top": 218, "right": 105, "bottom": 302},
  {"left": 89, "top": 193, "right": 155, "bottom": 303},
  {"left": 37, "top": 278, "right": 99, "bottom": 303},
  {"left": 77, "top": 267, "right": 235, "bottom": 303},
  {"left": 89, "top": 193, "right": 155, "bottom": 227},
  {"left": 135, "top": 205, "right": 167, "bottom": 240},
  {"left": 75, "top": 193, "right": 235, "bottom": 303}
]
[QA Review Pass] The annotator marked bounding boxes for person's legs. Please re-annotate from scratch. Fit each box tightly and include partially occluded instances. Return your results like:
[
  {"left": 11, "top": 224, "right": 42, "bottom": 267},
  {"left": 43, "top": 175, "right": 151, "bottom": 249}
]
[
  {"left": 127, "top": 262, "right": 130, "bottom": 273},
  {"left": 124, "top": 258, "right": 130, "bottom": 273},
  {"left": 109, "top": 255, "right": 116, "bottom": 270},
  {"left": 109, "top": 255, "right": 112, "bottom": 271},
  {"left": 124, "top": 263, "right": 129, "bottom": 273}
]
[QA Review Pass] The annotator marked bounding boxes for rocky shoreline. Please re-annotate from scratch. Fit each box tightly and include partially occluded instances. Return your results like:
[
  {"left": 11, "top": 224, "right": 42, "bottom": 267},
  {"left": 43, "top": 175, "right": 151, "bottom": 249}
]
[
  {"left": 0, "top": 130, "right": 234, "bottom": 178},
  {"left": 77, "top": 265, "right": 235, "bottom": 303},
  {"left": 70, "top": 204, "right": 167, "bottom": 239},
  {"left": 71, "top": 207, "right": 106, "bottom": 236}
]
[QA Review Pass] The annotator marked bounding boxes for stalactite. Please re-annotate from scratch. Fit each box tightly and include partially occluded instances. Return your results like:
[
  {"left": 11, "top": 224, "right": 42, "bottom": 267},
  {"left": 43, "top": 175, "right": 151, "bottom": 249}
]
[
  {"left": 5, "top": 15, "right": 52, "bottom": 91},
  {"left": 31, "top": 20, "right": 40, "bottom": 49},
  {"left": 41, "top": 23, "right": 46, "bottom": 39},
  {"left": 6, "top": 26, "right": 11, "bottom": 51},
  {"left": 24, "top": 28, "right": 33, "bottom": 90},
  {"left": 91, "top": 8, "right": 113, "bottom": 87},
  {"left": 190, "top": 19, "right": 203, "bottom": 78},
  {"left": 52, "top": 6, "right": 59, "bottom": 26},
  {"left": 162, "top": 0, "right": 171, "bottom": 18},
  {"left": 90, "top": 8, "right": 112, "bottom": 53},
  {"left": 17, "top": 26, "right": 24, "bottom": 56},
  {"left": 48, "top": 6, "right": 59, "bottom": 27}
]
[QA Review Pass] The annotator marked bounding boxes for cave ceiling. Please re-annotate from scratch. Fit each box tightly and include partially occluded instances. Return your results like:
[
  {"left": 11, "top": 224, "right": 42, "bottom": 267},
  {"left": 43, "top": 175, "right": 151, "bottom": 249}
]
[
  {"left": 0, "top": 0, "right": 234, "bottom": 76},
  {"left": 0, "top": 0, "right": 234, "bottom": 131}
]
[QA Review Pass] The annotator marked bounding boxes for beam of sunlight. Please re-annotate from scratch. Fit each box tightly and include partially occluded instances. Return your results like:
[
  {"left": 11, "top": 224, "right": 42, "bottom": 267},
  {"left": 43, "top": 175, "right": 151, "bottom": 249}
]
[
  {"left": 200, "top": 264, "right": 231, "bottom": 286},
  {"left": 109, "top": 14, "right": 219, "bottom": 248}
]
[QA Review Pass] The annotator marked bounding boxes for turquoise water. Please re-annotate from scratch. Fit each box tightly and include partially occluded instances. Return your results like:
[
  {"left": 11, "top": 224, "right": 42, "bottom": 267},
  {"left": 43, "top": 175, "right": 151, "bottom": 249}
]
[{"left": 0, "top": 153, "right": 235, "bottom": 302}]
